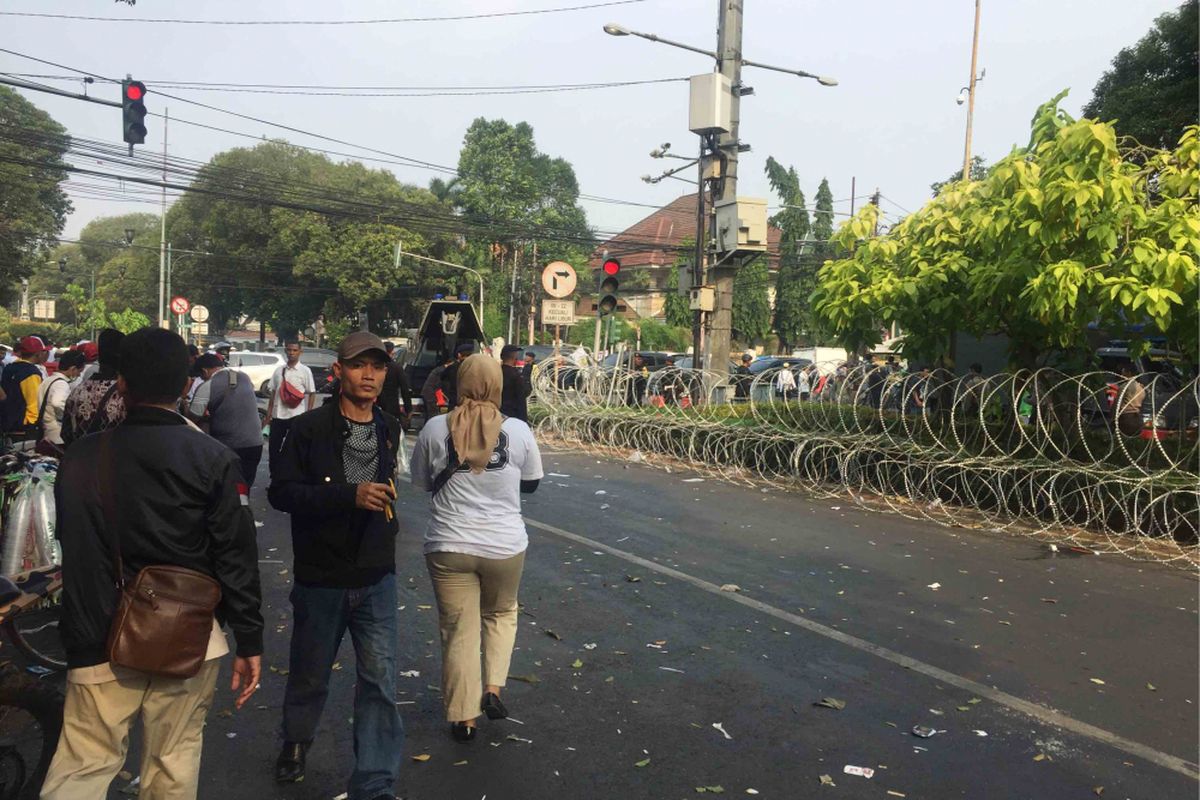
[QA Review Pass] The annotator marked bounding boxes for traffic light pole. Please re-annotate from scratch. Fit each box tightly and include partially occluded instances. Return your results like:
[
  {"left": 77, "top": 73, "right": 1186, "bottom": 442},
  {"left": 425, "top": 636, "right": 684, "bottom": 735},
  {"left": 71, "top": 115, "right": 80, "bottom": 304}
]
[{"left": 705, "top": 0, "right": 744, "bottom": 381}]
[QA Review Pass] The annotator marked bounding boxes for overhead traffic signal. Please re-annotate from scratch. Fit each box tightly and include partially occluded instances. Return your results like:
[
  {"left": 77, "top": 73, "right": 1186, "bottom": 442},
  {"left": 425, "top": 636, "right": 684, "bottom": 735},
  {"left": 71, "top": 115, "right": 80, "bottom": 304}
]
[
  {"left": 597, "top": 258, "right": 620, "bottom": 316},
  {"left": 122, "top": 79, "right": 148, "bottom": 145}
]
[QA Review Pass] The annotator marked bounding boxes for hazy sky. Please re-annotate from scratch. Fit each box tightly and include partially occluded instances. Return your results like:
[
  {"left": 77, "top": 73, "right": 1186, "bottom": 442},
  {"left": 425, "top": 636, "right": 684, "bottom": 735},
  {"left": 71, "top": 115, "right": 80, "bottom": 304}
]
[{"left": 0, "top": 0, "right": 1181, "bottom": 241}]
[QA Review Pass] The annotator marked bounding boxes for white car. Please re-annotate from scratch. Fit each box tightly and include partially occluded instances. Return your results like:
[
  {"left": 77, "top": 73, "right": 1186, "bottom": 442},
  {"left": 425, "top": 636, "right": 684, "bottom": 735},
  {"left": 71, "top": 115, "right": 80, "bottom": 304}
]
[{"left": 226, "top": 350, "right": 285, "bottom": 395}]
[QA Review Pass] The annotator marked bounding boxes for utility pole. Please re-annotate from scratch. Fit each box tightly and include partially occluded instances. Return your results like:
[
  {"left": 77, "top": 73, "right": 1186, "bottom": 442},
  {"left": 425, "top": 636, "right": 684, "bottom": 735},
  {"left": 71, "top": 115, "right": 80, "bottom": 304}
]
[
  {"left": 704, "top": 0, "right": 744, "bottom": 377},
  {"left": 962, "top": 0, "right": 982, "bottom": 182},
  {"left": 157, "top": 108, "right": 168, "bottom": 328}
]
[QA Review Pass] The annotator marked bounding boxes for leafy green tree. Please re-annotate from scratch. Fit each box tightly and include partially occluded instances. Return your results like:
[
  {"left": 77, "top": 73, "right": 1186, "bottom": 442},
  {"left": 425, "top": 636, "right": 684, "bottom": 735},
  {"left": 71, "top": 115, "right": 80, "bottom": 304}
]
[
  {"left": 764, "top": 157, "right": 811, "bottom": 352},
  {"left": 107, "top": 308, "right": 152, "bottom": 334},
  {"left": 813, "top": 92, "right": 1200, "bottom": 366},
  {"left": 664, "top": 242, "right": 694, "bottom": 330},
  {"left": 732, "top": 257, "right": 771, "bottom": 345},
  {"left": 930, "top": 156, "right": 990, "bottom": 196},
  {"left": 0, "top": 88, "right": 72, "bottom": 304},
  {"left": 1082, "top": 0, "right": 1198, "bottom": 149}
]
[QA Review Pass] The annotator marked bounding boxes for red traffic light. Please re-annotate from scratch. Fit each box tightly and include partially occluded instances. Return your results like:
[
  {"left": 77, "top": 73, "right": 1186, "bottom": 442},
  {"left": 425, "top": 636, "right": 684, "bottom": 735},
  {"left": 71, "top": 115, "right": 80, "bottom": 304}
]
[
  {"left": 125, "top": 83, "right": 145, "bottom": 101},
  {"left": 602, "top": 258, "right": 620, "bottom": 276}
]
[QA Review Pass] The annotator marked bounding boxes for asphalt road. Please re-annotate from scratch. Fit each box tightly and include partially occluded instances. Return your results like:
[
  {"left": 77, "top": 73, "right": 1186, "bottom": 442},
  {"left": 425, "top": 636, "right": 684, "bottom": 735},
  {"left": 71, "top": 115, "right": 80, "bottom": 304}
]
[{"left": 95, "top": 438, "right": 1196, "bottom": 800}]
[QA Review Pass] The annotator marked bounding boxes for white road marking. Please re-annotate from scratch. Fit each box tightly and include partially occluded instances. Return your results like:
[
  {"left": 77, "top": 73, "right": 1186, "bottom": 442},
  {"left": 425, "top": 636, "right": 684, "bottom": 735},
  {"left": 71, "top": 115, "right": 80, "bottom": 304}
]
[{"left": 526, "top": 516, "right": 1199, "bottom": 781}]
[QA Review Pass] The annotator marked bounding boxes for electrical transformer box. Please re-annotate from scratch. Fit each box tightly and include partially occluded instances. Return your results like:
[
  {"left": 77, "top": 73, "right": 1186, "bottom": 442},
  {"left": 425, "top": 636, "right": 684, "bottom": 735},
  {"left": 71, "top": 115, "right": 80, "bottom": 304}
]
[{"left": 688, "top": 73, "right": 731, "bottom": 134}]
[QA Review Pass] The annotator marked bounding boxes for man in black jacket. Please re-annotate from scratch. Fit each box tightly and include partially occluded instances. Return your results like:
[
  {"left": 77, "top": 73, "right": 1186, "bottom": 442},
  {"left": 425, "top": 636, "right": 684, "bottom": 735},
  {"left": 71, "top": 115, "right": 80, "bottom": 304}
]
[
  {"left": 379, "top": 341, "right": 413, "bottom": 429},
  {"left": 42, "top": 327, "right": 263, "bottom": 800},
  {"left": 268, "top": 330, "right": 404, "bottom": 800},
  {"left": 499, "top": 344, "right": 531, "bottom": 421}
]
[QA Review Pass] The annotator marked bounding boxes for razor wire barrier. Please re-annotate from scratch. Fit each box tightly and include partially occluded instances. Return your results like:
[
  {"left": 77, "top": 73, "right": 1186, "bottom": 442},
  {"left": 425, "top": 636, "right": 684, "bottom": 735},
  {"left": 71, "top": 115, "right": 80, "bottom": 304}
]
[{"left": 528, "top": 357, "right": 1199, "bottom": 569}]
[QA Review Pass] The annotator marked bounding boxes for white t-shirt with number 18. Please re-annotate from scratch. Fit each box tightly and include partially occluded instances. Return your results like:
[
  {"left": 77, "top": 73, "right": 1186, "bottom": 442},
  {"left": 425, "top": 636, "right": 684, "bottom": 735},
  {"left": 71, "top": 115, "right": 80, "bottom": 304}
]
[{"left": 410, "top": 414, "right": 543, "bottom": 559}]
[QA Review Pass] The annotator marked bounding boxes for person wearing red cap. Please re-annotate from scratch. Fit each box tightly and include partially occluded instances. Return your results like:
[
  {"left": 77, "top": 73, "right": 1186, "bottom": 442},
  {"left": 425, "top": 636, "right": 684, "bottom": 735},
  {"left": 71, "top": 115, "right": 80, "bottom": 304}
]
[{"left": 0, "top": 335, "right": 48, "bottom": 437}]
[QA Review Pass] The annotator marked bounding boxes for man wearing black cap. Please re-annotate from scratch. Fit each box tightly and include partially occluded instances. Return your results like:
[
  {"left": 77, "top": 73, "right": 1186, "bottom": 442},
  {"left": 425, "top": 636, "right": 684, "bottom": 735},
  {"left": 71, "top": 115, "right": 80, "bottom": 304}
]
[
  {"left": 499, "top": 345, "right": 531, "bottom": 422},
  {"left": 440, "top": 341, "right": 475, "bottom": 411},
  {"left": 267, "top": 331, "right": 404, "bottom": 800}
]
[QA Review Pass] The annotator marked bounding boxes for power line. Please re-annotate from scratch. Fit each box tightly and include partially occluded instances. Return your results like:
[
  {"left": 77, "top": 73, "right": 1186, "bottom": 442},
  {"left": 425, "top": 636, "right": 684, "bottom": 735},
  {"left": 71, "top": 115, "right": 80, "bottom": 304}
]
[
  {"left": 0, "top": 49, "right": 670, "bottom": 213},
  {"left": 0, "top": 71, "right": 688, "bottom": 97},
  {"left": 0, "top": 1, "right": 646, "bottom": 26}
]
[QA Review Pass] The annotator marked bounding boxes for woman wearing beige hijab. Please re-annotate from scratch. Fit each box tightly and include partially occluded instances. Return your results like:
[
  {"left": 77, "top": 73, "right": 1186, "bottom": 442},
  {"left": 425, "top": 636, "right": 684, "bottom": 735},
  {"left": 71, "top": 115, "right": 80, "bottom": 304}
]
[{"left": 410, "top": 353, "right": 544, "bottom": 741}]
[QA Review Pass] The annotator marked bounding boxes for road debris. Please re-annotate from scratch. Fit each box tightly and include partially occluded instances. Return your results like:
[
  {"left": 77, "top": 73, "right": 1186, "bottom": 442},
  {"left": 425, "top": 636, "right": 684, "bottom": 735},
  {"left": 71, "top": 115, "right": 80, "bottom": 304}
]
[
  {"left": 719, "top": 584, "right": 741, "bottom": 593},
  {"left": 571, "top": 658, "right": 584, "bottom": 668},
  {"left": 398, "top": 670, "right": 420, "bottom": 678},
  {"left": 972, "top": 730, "right": 988, "bottom": 737},
  {"left": 625, "top": 575, "right": 641, "bottom": 582},
  {"left": 545, "top": 630, "right": 562, "bottom": 641},
  {"left": 506, "top": 734, "right": 534, "bottom": 744},
  {"left": 659, "top": 666, "right": 685, "bottom": 674},
  {"left": 712, "top": 722, "right": 733, "bottom": 740},
  {"left": 886, "top": 791, "right": 907, "bottom": 798},
  {"left": 411, "top": 754, "right": 431, "bottom": 762},
  {"left": 1089, "top": 678, "right": 1106, "bottom": 685},
  {"left": 818, "top": 774, "right": 835, "bottom": 787},
  {"left": 634, "top": 758, "right": 651, "bottom": 767},
  {"left": 843, "top": 765, "right": 874, "bottom": 779},
  {"left": 911, "top": 726, "right": 938, "bottom": 738},
  {"left": 813, "top": 697, "right": 846, "bottom": 711},
  {"left": 926, "top": 582, "right": 941, "bottom": 591},
  {"left": 583, "top": 643, "right": 597, "bottom": 650},
  {"left": 694, "top": 787, "right": 724, "bottom": 793}
]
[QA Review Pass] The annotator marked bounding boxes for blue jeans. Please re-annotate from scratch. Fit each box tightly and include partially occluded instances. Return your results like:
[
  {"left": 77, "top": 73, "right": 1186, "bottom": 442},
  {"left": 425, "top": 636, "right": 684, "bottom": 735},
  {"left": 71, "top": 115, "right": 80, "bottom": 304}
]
[{"left": 282, "top": 573, "right": 403, "bottom": 800}]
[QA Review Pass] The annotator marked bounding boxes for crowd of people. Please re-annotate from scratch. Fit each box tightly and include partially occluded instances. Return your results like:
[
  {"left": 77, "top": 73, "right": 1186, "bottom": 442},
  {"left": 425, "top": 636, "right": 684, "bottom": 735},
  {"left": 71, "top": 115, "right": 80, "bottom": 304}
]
[{"left": 18, "top": 329, "right": 543, "bottom": 800}]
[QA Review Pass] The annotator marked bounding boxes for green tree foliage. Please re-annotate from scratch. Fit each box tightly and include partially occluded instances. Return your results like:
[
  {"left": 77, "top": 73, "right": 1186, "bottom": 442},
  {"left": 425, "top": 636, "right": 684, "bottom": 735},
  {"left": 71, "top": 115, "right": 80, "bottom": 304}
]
[
  {"left": 453, "top": 119, "right": 592, "bottom": 339},
  {"left": 1082, "top": 0, "right": 1198, "bottom": 149},
  {"left": 0, "top": 88, "right": 72, "bottom": 304},
  {"left": 664, "top": 241, "right": 694, "bottom": 330},
  {"left": 732, "top": 257, "right": 771, "bottom": 345},
  {"left": 166, "top": 142, "right": 444, "bottom": 339},
  {"left": 813, "top": 93, "right": 1200, "bottom": 365},
  {"left": 930, "top": 155, "right": 990, "bottom": 196},
  {"left": 764, "top": 157, "right": 811, "bottom": 351}
]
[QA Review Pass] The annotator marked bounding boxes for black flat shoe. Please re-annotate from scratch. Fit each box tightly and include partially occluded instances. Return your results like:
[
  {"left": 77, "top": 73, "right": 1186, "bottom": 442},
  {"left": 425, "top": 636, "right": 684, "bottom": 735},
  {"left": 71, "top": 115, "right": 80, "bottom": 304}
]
[
  {"left": 450, "top": 722, "right": 477, "bottom": 742},
  {"left": 482, "top": 692, "right": 508, "bottom": 720},
  {"left": 274, "top": 741, "right": 309, "bottom": 783}
]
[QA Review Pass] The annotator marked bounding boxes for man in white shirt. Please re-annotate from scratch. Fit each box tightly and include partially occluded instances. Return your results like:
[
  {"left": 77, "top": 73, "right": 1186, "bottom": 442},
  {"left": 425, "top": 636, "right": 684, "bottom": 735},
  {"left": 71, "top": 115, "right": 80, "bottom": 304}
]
[
  {"left": 775, "top": 364, "right": 797, "bottom": 400},
  {"left": 264, "top": 341, "right": 316, "bottom": 473},
  {"left": 36, "top": 350, "right": 85, "bottom": 450}
]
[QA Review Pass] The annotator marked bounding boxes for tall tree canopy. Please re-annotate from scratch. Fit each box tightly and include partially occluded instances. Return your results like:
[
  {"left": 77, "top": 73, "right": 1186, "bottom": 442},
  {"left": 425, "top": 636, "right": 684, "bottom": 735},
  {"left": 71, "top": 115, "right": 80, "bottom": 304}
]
[
  {"left": 930, "top": 155, "right": 990, "bottom": 196},
  {"left": 1082, "top": 0, "right": 1198, "bottom": 149},
  {"left": 764, "top": 157, "right": 811, "bottom": 352},
  {"left": 813, "top": 92, "right": 1200, "bottom": 366},
  {"left": 732, "top": 257, "right": 771, "bottom": 346},
  {"left": 0, "top": 87, "right": 72, "bottom": 305}
]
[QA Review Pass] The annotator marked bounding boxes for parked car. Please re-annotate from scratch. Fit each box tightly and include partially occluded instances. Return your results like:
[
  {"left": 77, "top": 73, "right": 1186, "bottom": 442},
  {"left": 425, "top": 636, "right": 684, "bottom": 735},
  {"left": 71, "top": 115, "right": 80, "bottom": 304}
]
[
  {"left": 673, "top": 356, "right": 741, "bottom": 372},
  {"left": 298, "top": 348, "right": 338, "bottom": 393},
  {"left": 226, "top": 350, "right": 285, "bottom": 395},
  {"left": 748, "top": 356, "right": 813, "bottom": 376},
  {"left": 601, "top": 351, "right": 673, "bottom": 371}
]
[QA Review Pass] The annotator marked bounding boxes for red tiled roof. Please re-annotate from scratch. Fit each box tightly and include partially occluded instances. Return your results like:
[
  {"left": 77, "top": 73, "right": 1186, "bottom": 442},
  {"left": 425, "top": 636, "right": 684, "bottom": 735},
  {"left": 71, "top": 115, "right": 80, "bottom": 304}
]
[{"left": 589, "top": 193, "right": 781, "bottom": 271}]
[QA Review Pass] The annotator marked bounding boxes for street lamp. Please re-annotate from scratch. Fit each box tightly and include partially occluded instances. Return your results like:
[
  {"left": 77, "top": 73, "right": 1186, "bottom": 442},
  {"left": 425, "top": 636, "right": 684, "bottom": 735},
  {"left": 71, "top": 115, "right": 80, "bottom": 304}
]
[{"left": 603, "top": 22, "right": 838, "bottom": 85}]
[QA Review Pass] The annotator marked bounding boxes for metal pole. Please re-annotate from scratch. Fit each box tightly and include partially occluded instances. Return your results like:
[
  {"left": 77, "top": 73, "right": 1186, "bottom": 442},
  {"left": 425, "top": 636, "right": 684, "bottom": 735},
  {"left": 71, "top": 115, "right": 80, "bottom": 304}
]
[
  {"left": 166, "top": 243, "right": 172, "bottom": 325},
  {"left": 962, "top": 0, "right": 981, "bottom": 182},
  {"left": 507, "top": 249, "right": 518, "bottom": 344},
  {"left": 693, "top": 138, "right": 705, "bottom": 364},
  {"left": 705, "top": 0, "right": 744, "bottom": 383},
  {"left": 850, "top": 176, "right": 856, "bottom": 216},
  {"left": 89, "top": 266, "right": 96, "bottom": 341},
  {"left": 157, "top": 108, "right": 168, "bottom": 327}
]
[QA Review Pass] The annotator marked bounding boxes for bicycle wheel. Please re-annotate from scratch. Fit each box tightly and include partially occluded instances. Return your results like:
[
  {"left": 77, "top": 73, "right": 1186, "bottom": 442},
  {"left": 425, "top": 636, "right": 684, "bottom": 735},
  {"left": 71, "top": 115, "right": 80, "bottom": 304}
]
[
  {"left": 3, "top": 592, "right": 65, "bottom": 672},
  {"left": 0, "top": 666, "right": 63, "bottom": 800}
]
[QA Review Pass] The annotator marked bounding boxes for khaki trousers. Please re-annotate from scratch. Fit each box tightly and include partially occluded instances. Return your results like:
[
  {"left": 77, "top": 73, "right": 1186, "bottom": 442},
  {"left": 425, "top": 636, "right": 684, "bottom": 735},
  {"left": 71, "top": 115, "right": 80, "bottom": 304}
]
[
  {"left": 425, "top": 551, "right": 525, "bottom": 722},
  {"left": 40, "top": 660, "right": 221, "bottom": 800}
]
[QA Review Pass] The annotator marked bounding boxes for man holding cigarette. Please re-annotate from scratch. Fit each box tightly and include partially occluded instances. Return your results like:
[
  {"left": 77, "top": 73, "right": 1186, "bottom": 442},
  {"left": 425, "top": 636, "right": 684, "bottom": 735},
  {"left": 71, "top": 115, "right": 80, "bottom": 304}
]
[{"left": 267, "top": 331, "right": 404, "bottom": 800}]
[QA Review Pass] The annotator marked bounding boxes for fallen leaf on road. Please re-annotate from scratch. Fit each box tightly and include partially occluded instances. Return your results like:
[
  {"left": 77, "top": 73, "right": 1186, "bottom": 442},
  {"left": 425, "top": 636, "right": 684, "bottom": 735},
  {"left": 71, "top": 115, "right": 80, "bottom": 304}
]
[
  {"left": 972, "top": 730, "right": 988, "bottom": 737},
  {"left": 571, "top": 658, "right": 584, "bottom": 668},
  {"left": 508, "top": 673, "right": 539, "bottom": 684},
  {"left": 926, "top": 582, "right": 941, "bottom": 591},
  {"left": 411, "top": 754, "right": 431, "bottom": 762},
  {"left": 1089, "top": 678, "right": 1106, "bottom": 685},
  {"left": 634, "top": 758, "right": 650, "bottom": 767},
  {"left": 331, "top": 662, "right": 342, "bottom": 671},
  {"left": 625, "top": 575, "right": 642, "bottom": 583},
  {"left": 1093, "top": 787, "right": 1104, "bottom": 796},
  {"left": 720, "top": 584, "right": 741, "bottom": 593},
  {"left": 1033, "top": 753, "right": 1047, "bottom": 762},
  {"left": 545, "top": 630, "right": 562, "bottom": 641},
  {"left": 928, "top": 709, "right": 944, "bottom": 716},
  {"left": 967, "top": 697, "right": 982, "bottom": 705},
  {"left": 956, "top": 705, "right": 971, "bottom": 712},
  {"left": 818, "top": 774, "right": 835, "bottom": 786},
  {"left": 1147, "top": 683, "right": 1157, "bottom": 691},
  {"left": 1041, "top": 598, "right": 1057, "bottom": 604},
  {"left": 814, "top": 698, "right": 846, "bottom": 711}
]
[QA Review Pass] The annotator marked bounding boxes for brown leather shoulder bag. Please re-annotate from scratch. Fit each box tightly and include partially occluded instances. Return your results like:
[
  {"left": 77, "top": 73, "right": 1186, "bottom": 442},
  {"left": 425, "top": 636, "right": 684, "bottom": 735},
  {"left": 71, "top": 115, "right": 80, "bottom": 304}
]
[{"left": 99, "top": 428, "right": 222, "bottom": 679}]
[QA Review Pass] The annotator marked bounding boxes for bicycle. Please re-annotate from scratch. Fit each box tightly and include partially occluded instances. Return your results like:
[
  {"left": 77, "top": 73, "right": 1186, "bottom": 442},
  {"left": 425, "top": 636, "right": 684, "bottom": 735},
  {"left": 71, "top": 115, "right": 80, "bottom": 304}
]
[{"left": 0, "top": 571, "right": 65, "bottom": 800}]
